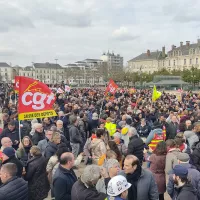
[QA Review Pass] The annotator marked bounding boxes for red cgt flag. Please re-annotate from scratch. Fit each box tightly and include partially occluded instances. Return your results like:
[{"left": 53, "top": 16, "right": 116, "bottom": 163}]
[
  {"left": 14, "top": 76, "right": 20, "bottom": 93},
  {"left": 105, "top": 79, "right": 118, "bottom": 95},
  {"left": 18, "top": 77, "right": 57, "bottom": 120}
]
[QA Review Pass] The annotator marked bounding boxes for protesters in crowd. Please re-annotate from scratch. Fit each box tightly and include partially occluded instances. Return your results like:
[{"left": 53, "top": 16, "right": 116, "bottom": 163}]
[
  {"left": 127, "top": 127, "right": 144, "bottom": 165},
  {"left": 71, "top": 165, "right": 107, "bottom": 200},
  {"left": 0, "top": 163, "right": 28, "bottom": 200},
  {"left": 53, "top": 152, "right": 77, "bottom": 200},
  {"left": 37, "top": 129, "right": 53, "bottom": 155},
  {"left": 44, "top": 131, "right": 61, "bottom": 159},
  {"left": 122, "top": 155, "right": 159, "bottom": 200},
  {"left": 106, "top": 175, "right": 132, "bottom": 200},
  {"left": 168, "top": 165, "right": 197, "bottom": 200},
  {"left": 90, "top": 128, "right": 107, "bottom": 165},
  {"left": 1, "top": 137, "right": 13, "bottom": 151},
  {"left": 31, "top": 123, "right": 45, "bottom": 145},
  {"left": 69, "top": 116, "right": 82, "bottom": 158},
  {"left": 0, "top": 120, "right": 19, "bottom": 150},
  {"left": 2, "top": 147, "right": 23, "bottom": 177},
  {"left": 25, "top": 146, "right": 49, "bottom": 200},
  {"left": 149, "top": 141, "right": 167, "bottom": 200},
  {"left": 167, "top": 153, "right": 200, "bottom": 200},
  {"left": 16, "top": 136, "right": 33, "bottom": 167}
]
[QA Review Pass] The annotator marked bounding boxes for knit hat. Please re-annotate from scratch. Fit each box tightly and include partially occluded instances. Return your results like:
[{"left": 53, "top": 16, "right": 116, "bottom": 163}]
[
  {"left": 121, "top": 127, "right": 128, "bottom": 135},
  {"left": 126, "top": 118, "right": 132, "bottom": 125},
  {"left": 113, "top": 132, "right": 122, "bottom": 139},
  {"left": 177, "top": 153, "right": 190, "bottom": 162},
  {"left": 173, "top": 165, "right": 188, "bottom": 178},
  {"left": 3, "top": 147, "right": 15, "bottom": 158}
]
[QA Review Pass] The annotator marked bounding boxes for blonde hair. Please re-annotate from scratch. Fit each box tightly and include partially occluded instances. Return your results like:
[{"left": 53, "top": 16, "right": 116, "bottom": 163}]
[{"left": 50, "top": 132, "right": 61, "bottom": 143}]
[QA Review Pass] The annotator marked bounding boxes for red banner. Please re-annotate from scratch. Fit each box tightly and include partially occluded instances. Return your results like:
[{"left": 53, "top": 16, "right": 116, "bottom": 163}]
[
  {"left": 18, "top": 77, "right": 57, "bottom": 120},
  {"left": 105, "top": 79, "right": 118, "bottom": 95},
  {"left": 14, "top": 76, "right": 20, "bottom": 93}
]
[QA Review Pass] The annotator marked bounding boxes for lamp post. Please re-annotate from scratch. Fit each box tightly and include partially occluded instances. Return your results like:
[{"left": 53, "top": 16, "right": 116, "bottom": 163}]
[{"left": 55, "top": 58, "right": 58, "bottom": 84}]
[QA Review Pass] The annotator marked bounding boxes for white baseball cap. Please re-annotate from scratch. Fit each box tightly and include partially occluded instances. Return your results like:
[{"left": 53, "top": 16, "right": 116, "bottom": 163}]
[{"left": 107, "top": 175, "right": 131, "bottom": 197}]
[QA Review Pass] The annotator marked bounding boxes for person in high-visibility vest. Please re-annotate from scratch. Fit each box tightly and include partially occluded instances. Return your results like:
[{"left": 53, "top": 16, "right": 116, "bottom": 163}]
[
  {"left": 105, "top": 118, "right": 116, "bottom": 137},
  {"left": 148, "top": 126, "right": 166, "bottom": 151},
  {"left": 146, "top": 122, "right": 165, "bottom": 151}
]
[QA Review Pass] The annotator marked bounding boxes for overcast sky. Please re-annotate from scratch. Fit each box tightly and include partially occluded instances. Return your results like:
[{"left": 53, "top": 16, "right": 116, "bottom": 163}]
[{"left": 0, "top": 0, "right": 200, "bottom": 67}]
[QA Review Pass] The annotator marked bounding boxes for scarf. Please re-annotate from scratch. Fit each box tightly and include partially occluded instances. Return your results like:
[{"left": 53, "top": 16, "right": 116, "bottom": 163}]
[{"left": 126, "top": 165, "right": 142, "bottom": 200}]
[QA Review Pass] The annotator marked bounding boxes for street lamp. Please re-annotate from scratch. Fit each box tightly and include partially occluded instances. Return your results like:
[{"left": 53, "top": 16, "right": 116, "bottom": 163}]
[
  {"left": 139, "top": 65, "right": 143, "bottom": 89},
  {"left": 55, "top": 58, "right": 58, "bottom": 84}
]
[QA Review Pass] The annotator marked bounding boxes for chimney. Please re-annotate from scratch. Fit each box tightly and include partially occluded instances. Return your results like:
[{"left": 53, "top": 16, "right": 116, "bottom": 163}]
[
  {"left": 162, "top": 46, "right": 165, "bottom": 58},
  {"left": 180, "top": 42, "right": 183, "bottom": 47},
  {"left": 186, "top": 41, "right": 190, "bottom": 46},
  {"left": 147, "top": 49, "right": 150, "bottom": 56}
]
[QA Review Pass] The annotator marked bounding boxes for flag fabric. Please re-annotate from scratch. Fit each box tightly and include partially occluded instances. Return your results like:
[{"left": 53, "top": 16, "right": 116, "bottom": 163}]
[
  {"left": 14, "top": 76, "right": 20, "bottom": 93},
  {"left": 105, "top": 79, "right": 118, "bottom": 95},
  {"left": 64, "top": 85, "right": 71, "bottom": 93},
  {"left": 57, "top": 87, "right": 64, "bottom": 94},
  {"left": 18, "top": 77, "right": 57, "bottom": 120},
  {"left": 152, "top": 85, "right": 161, "bottom": 102}
]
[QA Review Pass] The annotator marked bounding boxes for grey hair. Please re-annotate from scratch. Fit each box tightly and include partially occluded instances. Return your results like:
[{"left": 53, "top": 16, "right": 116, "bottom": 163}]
[
  {"left": 81, "top": 165, "right": 101, "bottom": 187},
  {"left": 33, "top": 123, "right": 42, "bottom": 129},
  {"left": 105, "top": 159, "right": 119, "bottom": 172},
  {"left": 128, "top": 127, "right": 138, "bottom": 136},
  {"left": 56, "top": 120, "right": 63, "bottom": 124}
]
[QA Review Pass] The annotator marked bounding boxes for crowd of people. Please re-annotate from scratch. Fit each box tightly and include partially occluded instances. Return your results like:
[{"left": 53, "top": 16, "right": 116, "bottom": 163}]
[{"left": 0, "top": 87, "right": 200, "bottom": 200}]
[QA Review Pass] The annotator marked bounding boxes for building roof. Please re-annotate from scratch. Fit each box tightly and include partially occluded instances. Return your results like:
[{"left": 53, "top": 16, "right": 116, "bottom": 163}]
[
  {"left": 146, "top": 79, "right": 188, "bottom": 86},
  {"left": 168, "top": 42, "right": 200, "bottom": 56},
  {"left": 128, "top": 51, "right": 163, "bottom": 62},
  {"left": 0, "top": 62, "right": 11, "bottom": 67},
  {"left": 84, "top": 59, "right": 103, "bottom": 62},
  {"left": 24, "top": 66, "right": 34, "bottom": 71},
  {"left": 33, "top": 62, "right": 62, "bottom": 69}
]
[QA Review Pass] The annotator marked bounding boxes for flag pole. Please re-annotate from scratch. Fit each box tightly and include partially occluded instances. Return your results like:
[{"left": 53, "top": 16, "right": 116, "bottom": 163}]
[{"left": 19, "top": 120, "right": 22, "bottom": 142}]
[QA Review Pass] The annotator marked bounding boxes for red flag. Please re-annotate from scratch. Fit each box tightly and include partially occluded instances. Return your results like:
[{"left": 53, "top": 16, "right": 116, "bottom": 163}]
[
  {"left": 14, "top": 76, "right": 20, "bottom": 93},
  {"left": 18, "top": 77, "right": 57, "bottom": 120},
  {"left": 105, "top": 79, "right": 118, "bottom": 95}
]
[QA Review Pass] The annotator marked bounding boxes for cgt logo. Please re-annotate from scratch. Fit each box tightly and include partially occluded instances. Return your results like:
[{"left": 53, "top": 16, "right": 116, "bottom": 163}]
[
  {"left": 21, "top": 81, "right": 55, "bottom": 110},
  {"left": 22, "top": 92, "right": 55, "bottom": 110}
]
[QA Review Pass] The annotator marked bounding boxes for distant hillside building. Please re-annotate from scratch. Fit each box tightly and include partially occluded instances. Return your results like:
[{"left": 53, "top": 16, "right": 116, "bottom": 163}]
[
  {"left": 0, "top": 62, "right": 13, "bottom": 82},
  {"left": 127, "top": 47, "right": 166, "bottom": 73},
  {"left": 164, "top": 39, "right": 200, "bottom": 71},
  {"left": 101, "top": 51, "right": 123, "bottom": 71}
]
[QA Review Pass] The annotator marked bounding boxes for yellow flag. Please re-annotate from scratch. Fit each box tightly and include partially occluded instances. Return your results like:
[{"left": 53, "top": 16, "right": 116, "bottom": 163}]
[{"left": 152, "top": 85, "right": 161, "bottom": 102}]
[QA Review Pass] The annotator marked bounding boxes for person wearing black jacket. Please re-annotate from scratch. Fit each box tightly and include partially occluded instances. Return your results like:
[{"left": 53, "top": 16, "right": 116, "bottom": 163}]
[
  {"left": 31, "top": 123, "right": 45, "bottom": 145},
  {"left": 172, "top": 165, "right": 197, "bottom": 200},
  {"left": 25, "top": 146, "right": 50, "bottom": 200},
  {"left": 69, "top": 116, "right": 82, "bottom": 158},
  {"left": 53, "top": 152, "right": 77, "bottom": 200},
  {"left": 0, "top": 163, "right": 28, "bottom": 200},
  {"left": 2, "top": 147, "right": 23, "bottom": 177},
  {"left": 0, "top": 120, "right": 19, "bottom": 150},
  {"left": 127, "top": 127, "right": 144, "bottom": 165},
  {"left": 44, "top": 132, "right": 61, "bottom": 160},
  {"left": 136, "top": 118, "right": 151, "bottom": 138}
]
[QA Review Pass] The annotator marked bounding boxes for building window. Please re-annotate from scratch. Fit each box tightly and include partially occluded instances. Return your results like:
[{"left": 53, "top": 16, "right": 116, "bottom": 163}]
[
  {"left": 169, "top": 60, "right": 170, "bottom": 66},
  {"left": 184, "top": 59, "right": 186, "bottom": 65},
  {"left": 163, "top": 61, "right": 165, "bottom": 66},
  {"left": 173, "top": 60, "right": 176, "bottom": 66},
  {"left": 193, "top": 49, "right": 195, "bottom": 54},
  {"left": 190, "top": 59, "right": 192, "bottom": 65},
  {"left": 196, "top": 58, "right": 198, "bottom": 64}
]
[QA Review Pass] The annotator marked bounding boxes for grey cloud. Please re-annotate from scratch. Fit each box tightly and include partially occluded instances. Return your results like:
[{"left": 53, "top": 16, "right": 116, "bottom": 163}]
[{"left": 0, "top": 3, "right": 34, "bottom": 32}]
